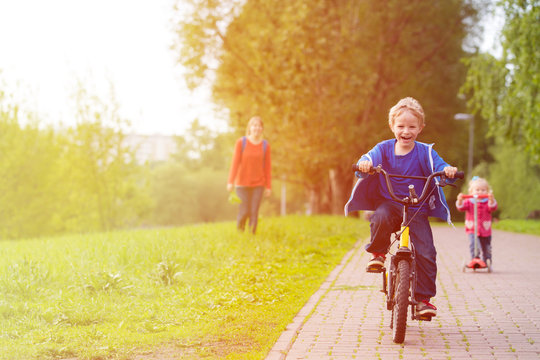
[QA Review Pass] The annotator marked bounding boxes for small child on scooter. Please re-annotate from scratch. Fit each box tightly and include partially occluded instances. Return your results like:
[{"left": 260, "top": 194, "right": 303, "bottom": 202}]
[{"left": 456, "top": 176, "right": 498, "bottom": 267}]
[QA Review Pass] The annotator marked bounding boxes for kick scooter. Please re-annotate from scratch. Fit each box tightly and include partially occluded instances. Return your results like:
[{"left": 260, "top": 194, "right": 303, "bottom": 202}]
[{"left": 461, "top": 194, "right": 492, "bottom": 272}]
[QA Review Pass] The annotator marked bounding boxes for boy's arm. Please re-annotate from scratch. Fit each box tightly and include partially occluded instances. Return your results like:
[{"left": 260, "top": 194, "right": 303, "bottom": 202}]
[
  {"left": 355, "top": 142, "right": 384, "bottom": 178},
  {"left": 430, "top": 148, "right": 450, "bottom": 172},
  {"left": 355, "top": 156, "right": 372, "bottom": 178},
  {"left": 431, "top": 148, "right": 458, "bottom": 179}
]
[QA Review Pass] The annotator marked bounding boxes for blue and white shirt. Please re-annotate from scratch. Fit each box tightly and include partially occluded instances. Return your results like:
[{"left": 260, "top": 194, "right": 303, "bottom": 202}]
[{"left": 344, "top": 139, "right": 454, "bottom": 224}]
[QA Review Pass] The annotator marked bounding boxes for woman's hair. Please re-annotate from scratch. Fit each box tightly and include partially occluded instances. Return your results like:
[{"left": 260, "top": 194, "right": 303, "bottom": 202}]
[
  {"left": 245, "top": 116, "right": 263, "bottom": 136},
  {"left": 388, "top": 97, "right": 425, "bottom": 126},
  {"left": 468, "top": 176, "right": 491, "bottom": 194}
]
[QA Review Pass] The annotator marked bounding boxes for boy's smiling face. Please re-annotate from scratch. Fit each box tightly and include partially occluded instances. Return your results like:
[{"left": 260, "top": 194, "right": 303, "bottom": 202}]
[{"left": 390, "top": 110, "right": 424, "bottom": 153}]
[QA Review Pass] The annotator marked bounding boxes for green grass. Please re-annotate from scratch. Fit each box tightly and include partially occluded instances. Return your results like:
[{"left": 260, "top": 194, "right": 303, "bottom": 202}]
[
  {"left": 492, "top": 219, "right": 540, "bottom": 236},
  {"left": 0, "top": 215, "right": 368, "bottom": 360}
]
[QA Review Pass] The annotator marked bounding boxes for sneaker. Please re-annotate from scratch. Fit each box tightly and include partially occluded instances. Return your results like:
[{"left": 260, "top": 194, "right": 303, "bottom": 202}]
[
  {"left": 366, "top": 253, "right": 386, "bottom": 272},
  {"left": 416, "top": 300, "right": 437, "bottom": 317}
]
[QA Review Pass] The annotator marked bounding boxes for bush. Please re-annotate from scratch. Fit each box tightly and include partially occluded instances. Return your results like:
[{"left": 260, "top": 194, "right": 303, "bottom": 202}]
[
  {"left": 461, "top": 141, "right": 540, "bottom": 219},
  {"left": 151, "top": 163, "right": 236, "bottom": 225}
]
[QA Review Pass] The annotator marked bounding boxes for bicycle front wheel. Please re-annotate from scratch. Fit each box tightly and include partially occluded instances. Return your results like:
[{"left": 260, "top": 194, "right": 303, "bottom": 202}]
[{"left": 392, "top": 259, "right": 410, "bottom": 343}]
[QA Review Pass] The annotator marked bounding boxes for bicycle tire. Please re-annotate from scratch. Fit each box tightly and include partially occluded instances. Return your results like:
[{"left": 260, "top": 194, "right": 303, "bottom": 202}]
[{"left": 392, "top": 260, "right": 410, "bottom": 343}]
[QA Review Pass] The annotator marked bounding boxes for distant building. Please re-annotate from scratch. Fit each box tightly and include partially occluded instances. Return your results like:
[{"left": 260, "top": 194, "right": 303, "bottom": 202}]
[{"left": 124, "top": 134, "right": 177, "bottom": 164}]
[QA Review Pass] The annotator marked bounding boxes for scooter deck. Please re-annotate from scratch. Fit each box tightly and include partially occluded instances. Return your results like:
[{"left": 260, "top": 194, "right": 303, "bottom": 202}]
[{"left": 467, "top": 258, "right": 487, "bottom": 269}]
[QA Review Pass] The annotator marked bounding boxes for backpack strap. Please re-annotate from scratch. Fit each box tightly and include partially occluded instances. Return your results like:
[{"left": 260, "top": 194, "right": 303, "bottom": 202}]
[{"left": 241, "top": 136, "right": 267, "bottom": 164}]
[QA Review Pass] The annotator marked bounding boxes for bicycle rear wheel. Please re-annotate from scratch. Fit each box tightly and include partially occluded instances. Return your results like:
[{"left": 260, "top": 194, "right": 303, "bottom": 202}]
[{"left": 392, "top": 259, "right": 410, "bottom": 343}]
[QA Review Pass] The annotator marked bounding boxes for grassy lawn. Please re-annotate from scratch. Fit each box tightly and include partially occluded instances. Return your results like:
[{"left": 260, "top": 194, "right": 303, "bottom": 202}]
[
  {"left": 0, "top": 215, "right": 368, "bottom": 360},
  {"left": 493, "top": 219, "right": 540, "bottom": 236}
]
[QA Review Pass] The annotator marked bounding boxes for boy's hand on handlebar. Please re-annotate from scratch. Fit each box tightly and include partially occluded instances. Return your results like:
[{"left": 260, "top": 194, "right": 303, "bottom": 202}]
[
  {"left": 357, "top": 160, "right": 374, "bottom": 174},
  {"left": 443, "top": 166, "right": 458, "bottom": 178}
]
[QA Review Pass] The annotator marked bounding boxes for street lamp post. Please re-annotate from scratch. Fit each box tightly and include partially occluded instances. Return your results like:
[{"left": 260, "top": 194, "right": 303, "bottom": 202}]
[{"left": 454, "top": 113, "right": 474, "bottom": 178}]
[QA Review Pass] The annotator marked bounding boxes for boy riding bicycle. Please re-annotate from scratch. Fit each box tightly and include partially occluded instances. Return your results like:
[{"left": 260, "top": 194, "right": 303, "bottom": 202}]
[{"left": 345, "top": 97, "right": 458, "bottom": 317}]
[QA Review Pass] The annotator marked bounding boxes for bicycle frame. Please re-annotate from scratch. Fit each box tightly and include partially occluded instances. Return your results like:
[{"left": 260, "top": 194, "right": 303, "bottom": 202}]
[
  {"left": 353, "top": 163, "right": 464, "bottom": 342},
  {"left": 367, "top": 165, "right": 452, "bottom": 315},
  {"left": 385, "top": 196, "right": 420, "bottom": 317}
]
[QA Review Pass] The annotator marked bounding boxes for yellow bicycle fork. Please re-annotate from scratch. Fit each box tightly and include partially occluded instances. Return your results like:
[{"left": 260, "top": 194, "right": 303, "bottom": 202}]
[
  {"left": 399, "top": 226, "right": 410, "bottom": 248},
  {"left": 383, "top": 226, "right": 409, "bottom": 284}
]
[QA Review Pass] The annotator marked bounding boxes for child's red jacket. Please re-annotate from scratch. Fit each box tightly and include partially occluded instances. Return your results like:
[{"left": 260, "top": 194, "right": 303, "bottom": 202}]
[{"left": 456, "top": 199, "right": 498, "bottom": 237}]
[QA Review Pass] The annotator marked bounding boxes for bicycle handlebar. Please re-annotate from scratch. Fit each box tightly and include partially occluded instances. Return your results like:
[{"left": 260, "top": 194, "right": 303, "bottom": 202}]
[{"left": 352, "top": 164, "right": 464, "bottom": 205}]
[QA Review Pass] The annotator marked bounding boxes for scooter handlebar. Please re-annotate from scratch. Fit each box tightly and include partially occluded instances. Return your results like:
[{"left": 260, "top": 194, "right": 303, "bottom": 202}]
[{"left": 461, "top": 194, "right": 490, "bottom": 199}]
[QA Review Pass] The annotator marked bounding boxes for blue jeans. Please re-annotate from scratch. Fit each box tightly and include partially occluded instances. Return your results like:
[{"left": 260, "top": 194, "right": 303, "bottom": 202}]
[
  {"left": 365, "top": 201, "right": 437, "bottom": 301},
  {"left": 235, "top": 186, "right": 264, "bottom": 234},
  {"left": 468, "top": 233, "right": 492, "bottom": 262}
]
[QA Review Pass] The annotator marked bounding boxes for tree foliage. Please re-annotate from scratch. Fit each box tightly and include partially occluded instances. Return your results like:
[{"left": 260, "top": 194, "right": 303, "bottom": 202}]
[
  {"left": 174, "top": 0, "right": 480, "bottom": 212},
  {"left": 0, "top": 84, "right": 151, "bottom": 239},
  {"left": 0, "top": 104, "right": 63, "bottom": 238},
  {"left": 462, "top": 0, "right": 539, "bottom": 162},
  {"left": 151, "top": 121, "right": 237, "bottom": 226},
  {"left": 461, "top": 139, "right": 540, "bottom": 219},
  {"left": 59, "top": 86, "right": 151, "bottom": 232}
]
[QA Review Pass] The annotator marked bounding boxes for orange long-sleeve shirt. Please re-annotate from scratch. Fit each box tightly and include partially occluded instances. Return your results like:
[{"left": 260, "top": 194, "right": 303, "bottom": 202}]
[{"left": 228, "top": 137, "right": 271, "bottom": 189}]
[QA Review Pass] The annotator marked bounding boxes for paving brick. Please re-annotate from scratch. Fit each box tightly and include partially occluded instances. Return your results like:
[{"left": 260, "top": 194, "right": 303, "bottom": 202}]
[{"left": 265, "top": 229, "right": 540, "bottom": 360}]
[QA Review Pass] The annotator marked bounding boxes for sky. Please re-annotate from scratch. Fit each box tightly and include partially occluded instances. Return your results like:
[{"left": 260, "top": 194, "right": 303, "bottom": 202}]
[
  {"left": 0, "top": 0, "right": 222, "bottom": 136},
  {"left": 0, "top": 0, "right": 503, "bottom": 136}
]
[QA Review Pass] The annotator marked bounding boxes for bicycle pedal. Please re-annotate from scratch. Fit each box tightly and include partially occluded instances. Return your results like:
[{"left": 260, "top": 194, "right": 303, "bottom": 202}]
[
  {"left": 416, "top": 314, "right": 433, "bottom": 321},
  {"left": 366, "top": 265, "right": 384, "bottom": 273}
]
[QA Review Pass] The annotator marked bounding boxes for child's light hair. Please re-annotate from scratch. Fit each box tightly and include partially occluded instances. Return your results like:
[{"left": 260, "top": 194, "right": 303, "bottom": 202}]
[
  {"left": 468, "top": 176, "right": 492, "bottom": 194},
  {"left": 388, "top": 97, "right": 425, "bottom": 126},
  {"left": 245, "top": 116, "right": 263, "bottom": 136}
]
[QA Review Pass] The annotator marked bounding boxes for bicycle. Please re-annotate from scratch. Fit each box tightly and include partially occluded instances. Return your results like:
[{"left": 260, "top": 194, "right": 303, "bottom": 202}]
[{"left": 352, "top": 164, "right": 464, "bottom": 343}]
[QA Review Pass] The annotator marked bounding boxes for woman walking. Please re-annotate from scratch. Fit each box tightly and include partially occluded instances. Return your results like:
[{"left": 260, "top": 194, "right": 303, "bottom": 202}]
[{"left": 227, "top": 116, "right": 272, "bottom": 234}]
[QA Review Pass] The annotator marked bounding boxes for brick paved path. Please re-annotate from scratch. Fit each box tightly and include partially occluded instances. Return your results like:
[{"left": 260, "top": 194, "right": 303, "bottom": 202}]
[{"left": 266, "top": 227, "right": 540, "bottom": 360}]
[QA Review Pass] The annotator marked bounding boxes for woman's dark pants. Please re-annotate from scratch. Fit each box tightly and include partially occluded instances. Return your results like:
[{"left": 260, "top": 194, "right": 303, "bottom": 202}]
[{"left": 235, "top": 186, "right": 264, "bottom": 234}]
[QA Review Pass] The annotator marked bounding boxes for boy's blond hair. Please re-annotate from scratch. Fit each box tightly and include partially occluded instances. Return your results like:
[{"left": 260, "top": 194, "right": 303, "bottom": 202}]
[
  {"left": 245, "top": 116, "right": 263, "bottom": 136},
  {"left": 388, "top": 97, "right": 425, "bottom": 127},
  {"left": 468, "top": 176, "right": 492, "bottom": 194}
]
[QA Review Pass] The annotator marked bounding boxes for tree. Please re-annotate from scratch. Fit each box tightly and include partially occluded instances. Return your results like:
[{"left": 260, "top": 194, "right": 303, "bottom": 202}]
[
  {"left": 174, "top": 0, "right": 480, "bottom": 213},
  {"left": 0, "top": 101, "right": 64, "bottom": 238},
  {"left": 172, "top": 119, "right": 234, "bottom": 171},
  {"left": 60, "top": 85, "right": 151, "bottom": 232},
  {"left": 462, "top": 0, "right": 539, "bottom": 162},
  {"left": 461, "top": 139, "right": 540, "bottom": 219},
  {"left": 151, "top": 120, "right": 237, "bottom": 226}
]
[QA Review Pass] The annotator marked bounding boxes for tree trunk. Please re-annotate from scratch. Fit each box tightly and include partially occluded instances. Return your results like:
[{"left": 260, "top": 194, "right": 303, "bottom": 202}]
[
  {"left": 329, "top": 168, "right": 348, "bottom": 215},
  {"left": 307, "top": 187, "right": 319, "bottom": 215}
]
